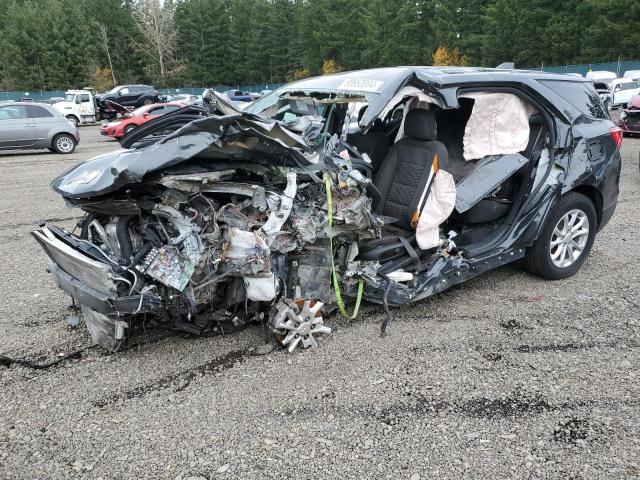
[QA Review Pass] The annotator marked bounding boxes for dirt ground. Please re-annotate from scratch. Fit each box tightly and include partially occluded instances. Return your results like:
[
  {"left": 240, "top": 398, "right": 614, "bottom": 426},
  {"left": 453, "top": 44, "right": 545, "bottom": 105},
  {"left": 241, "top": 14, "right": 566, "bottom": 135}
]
[{"left": 0, "top": 125, "right": 639, "bottom": 480}]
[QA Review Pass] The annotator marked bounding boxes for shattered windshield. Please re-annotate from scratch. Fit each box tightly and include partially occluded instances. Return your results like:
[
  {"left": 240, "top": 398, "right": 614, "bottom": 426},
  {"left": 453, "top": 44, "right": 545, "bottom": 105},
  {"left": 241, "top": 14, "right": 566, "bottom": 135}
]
[
  {"left": 247, "top": 89, "right": 379, "bottom": 140},
  {"left": 248, "top": 89, "right": 377, "bottom": 120}
]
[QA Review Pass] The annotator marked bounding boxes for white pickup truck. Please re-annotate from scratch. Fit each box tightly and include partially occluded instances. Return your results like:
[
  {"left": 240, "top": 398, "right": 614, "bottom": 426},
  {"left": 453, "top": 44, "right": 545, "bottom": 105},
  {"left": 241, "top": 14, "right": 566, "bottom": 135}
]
[{"left": 53, "top": 90, "right": 99, "bottom": 126}]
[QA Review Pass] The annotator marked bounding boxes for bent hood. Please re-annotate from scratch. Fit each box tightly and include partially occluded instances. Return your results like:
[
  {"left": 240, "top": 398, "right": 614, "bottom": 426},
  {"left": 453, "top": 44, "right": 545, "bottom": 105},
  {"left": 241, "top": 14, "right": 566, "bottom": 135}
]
[
  {"left": 52, "top": 113, "right": 316, "bottom": 200},
  {"left": 102, "top": 99, "right": 130, "bottom": 113}
]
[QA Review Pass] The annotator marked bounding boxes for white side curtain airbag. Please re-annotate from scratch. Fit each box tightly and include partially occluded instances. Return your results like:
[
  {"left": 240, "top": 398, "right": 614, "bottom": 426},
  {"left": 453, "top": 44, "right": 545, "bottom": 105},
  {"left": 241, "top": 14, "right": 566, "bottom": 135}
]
[
  {"left": 416, "top": 170, "right": 456, "bottom": 250},
  {"left": 461, "top": 92, "right": 531, "bottom": 161}
]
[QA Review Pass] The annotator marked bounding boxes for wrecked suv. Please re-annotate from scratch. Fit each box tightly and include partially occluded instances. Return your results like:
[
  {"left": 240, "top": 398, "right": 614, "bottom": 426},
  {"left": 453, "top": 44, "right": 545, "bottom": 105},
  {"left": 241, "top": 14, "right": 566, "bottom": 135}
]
[{"left": 33, "top": 67, "right": 621, "bottom": 352}]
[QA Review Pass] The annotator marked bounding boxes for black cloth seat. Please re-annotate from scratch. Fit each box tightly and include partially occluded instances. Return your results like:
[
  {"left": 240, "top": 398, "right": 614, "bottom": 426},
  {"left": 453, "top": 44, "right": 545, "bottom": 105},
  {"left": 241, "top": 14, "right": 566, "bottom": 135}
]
[
  {"left": 357, "top": 109, "right": 448, "bottom": 269},
  {"left": 372, "top": 109, "right": 448, "bottom": 230}
]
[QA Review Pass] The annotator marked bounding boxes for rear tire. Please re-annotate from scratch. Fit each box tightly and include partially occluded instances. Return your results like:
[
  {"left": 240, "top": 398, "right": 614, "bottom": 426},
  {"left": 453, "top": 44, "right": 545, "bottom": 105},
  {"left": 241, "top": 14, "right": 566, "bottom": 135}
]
[
  {"left": 524, "top": 192, "right": 597, "bottom": 280},
  {"left": 52, "top": 133, "right": 76, "bottom": 154}
]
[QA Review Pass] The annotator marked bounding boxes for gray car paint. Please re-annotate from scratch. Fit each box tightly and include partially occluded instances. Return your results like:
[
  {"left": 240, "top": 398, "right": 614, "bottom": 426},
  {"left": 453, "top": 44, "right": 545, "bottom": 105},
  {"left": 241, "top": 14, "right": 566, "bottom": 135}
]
[{"left": 0, "top": 102, "right": 79, "bottom": 151}]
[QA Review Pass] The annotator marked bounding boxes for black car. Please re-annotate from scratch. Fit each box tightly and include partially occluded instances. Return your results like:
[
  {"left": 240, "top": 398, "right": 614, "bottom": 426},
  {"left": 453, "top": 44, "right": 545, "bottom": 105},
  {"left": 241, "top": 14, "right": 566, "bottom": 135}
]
[
  {"left": 96, "top": 84, "right": 159, "bottom": 109},
  {"left": 32, "top": 67, "right": 621, "bottom": 352}
]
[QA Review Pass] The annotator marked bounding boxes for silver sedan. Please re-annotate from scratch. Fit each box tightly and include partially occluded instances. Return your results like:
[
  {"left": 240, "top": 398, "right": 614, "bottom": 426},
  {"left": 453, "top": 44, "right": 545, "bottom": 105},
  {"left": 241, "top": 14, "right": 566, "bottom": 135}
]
[{"left": 0, "top": 102, "right": 80, "bottom": 153}]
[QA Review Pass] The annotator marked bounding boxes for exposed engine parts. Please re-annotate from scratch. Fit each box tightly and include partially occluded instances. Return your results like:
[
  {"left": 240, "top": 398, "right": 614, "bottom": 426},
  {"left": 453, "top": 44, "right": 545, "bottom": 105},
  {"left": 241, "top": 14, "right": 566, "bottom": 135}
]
[{"left": 33, "top": 113, "right": 392, "bottom": 352}]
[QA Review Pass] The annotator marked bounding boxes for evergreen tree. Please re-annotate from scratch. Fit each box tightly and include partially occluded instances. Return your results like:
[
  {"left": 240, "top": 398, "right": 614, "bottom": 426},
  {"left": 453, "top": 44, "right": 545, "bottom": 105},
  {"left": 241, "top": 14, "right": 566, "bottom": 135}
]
[{"left": 0, "top": 0, "right": 639, "bottom": 91}]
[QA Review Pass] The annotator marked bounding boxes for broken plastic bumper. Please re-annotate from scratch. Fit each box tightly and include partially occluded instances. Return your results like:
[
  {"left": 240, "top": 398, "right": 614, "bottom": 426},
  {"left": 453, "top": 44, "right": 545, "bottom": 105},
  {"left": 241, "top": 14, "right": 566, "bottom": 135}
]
[
  {"left": 32, "top": 226, "right": 163, "bottom": 316},
  {"left": 48, "top": 262, "right": 163, "bottom": 316}
]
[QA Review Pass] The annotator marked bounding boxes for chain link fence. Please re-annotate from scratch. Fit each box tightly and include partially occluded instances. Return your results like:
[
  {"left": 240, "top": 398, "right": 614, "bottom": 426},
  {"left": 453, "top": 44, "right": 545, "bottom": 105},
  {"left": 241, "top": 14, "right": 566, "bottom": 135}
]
[
  {"left": 0, "top": 83, "right": 284, "bottom": 102},
  {"left": 4, "top": 61, "right": 640, "bottom": 101},
  {"left": 530, "top": 60, "right": 640, "bottom": 77}
]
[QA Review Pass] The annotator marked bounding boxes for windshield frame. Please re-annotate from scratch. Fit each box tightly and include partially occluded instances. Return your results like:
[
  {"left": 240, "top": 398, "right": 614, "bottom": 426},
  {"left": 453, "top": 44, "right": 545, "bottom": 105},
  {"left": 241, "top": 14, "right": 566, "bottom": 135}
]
[{"left": 247, "top": 88, "right": 379, "bottom": 116}]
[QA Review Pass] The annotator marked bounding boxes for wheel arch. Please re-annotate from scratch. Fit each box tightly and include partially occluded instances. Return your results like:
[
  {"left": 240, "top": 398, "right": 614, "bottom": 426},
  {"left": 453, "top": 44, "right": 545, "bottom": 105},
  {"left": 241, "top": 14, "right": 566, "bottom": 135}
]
[
  {"left": 66, "top": 114, "right": 80, "bottom": 125},
  {"left": 570, "top": 184, "right": 603, "bottom": 228}
]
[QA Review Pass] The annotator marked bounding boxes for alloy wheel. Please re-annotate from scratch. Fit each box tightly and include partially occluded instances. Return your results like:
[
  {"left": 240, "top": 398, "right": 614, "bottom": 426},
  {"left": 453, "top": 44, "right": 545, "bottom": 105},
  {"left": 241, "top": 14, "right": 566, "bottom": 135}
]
[
  {"left": 55, "top": 135, "right": 75, "bottom": 153},
  {"left": 549, "top": 209, "right": 590, "bottom": 268}
]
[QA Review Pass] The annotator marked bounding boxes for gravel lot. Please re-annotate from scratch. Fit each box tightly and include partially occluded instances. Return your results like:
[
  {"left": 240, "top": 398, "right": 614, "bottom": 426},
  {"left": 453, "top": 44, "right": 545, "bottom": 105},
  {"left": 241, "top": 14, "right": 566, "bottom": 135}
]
[{"left": 1, "top": 125, "right": 639, "bottom": 480}]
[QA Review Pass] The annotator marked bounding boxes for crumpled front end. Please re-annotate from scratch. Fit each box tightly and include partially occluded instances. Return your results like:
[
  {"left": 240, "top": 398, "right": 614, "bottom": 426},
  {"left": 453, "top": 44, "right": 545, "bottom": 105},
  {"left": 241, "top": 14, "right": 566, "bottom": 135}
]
[{"left": 34, "top": 116, "right": 380, "bottom": 351}]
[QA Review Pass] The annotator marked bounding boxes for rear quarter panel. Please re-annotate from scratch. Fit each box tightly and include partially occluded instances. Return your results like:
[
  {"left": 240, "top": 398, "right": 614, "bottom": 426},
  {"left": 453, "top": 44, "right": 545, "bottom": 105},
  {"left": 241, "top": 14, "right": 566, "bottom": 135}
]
[
  {"left": 561, "top": 118, "right": 621, "bottom": 229},
  {"left": 39, "top": 117, "right": 78, "bottom": 148}
]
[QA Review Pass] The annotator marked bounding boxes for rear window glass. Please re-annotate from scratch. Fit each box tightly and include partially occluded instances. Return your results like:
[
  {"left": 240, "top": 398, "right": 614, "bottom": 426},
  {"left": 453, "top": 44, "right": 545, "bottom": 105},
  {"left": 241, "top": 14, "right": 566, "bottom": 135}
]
[
  {"left": 27, "top": 105, "right": 54, "bottom": 118},
  {"left": 541, "top": 80, "right": 608, "bottom": 119}
]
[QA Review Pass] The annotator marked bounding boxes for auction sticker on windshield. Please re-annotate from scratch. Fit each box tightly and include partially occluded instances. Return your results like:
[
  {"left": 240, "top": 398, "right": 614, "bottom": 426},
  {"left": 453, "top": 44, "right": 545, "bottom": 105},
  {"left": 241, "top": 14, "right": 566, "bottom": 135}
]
[{"left": 338, "top": 78, "right": 384, "bottom": 92}]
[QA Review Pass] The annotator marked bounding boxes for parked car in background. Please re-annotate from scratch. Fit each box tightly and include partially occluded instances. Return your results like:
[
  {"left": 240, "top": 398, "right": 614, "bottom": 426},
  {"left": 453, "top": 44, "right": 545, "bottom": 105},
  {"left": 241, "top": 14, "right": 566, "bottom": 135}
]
[
  {"left": 100, "top": 102, "right": 181, "bottom": 139},
  {"left": 96, "top": 85, "right": 160, "bottom": 109},
  {"left": 618, "top": 94, "right": 640, "bottom": 136},
  {"left": 0, "top": 102, "right": 79, "bottom": 153},
  {"left": 166, "top": 93, "right": 200, "bottom": 105},
  {"left": 585, "top": 70, "right": 617, "bottom": 86},
  {"left": 19, "top": 97, "right": 34, "bottom": 102},
  {"left": 622, "top": 70, "right": 640, "bottom": 80},
  {"left": 610, "top": 78, "right": 640, "bottom": 108},
  {"left": 593, "top": 81, "right": 612, "bottom": 110},
  {"left": 223, "top": 90, "right": 255, "bottom": 102}
]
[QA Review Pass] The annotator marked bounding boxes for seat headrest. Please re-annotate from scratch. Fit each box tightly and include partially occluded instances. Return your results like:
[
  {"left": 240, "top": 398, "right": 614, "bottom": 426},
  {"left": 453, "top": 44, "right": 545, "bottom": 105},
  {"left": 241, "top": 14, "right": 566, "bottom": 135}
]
[{"left": 404, "top": 109, "right": 437, "bottom": 141}]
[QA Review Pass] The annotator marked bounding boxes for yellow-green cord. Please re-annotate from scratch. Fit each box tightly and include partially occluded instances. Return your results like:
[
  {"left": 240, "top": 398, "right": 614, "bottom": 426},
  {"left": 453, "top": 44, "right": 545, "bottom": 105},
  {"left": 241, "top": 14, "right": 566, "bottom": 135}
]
[{"left": 324, "top": 174, "right": 364, "bottom": 319}]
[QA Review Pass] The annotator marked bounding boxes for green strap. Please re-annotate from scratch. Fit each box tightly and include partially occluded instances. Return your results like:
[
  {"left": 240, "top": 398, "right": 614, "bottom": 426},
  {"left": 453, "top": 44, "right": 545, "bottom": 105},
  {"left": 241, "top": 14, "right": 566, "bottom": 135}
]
[{"left": 324, "top": 174, "right": 364, "bottom": 319}]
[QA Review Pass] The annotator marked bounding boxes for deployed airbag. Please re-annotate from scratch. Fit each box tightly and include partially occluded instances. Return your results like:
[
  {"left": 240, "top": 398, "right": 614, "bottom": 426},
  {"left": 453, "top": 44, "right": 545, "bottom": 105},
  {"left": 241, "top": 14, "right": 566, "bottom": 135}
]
[
  {"left": 461, "top": 93, "right": 531, "bottom": 161},
  {"left": 416, "top": 170, "right": 456, "bottom": 250}
]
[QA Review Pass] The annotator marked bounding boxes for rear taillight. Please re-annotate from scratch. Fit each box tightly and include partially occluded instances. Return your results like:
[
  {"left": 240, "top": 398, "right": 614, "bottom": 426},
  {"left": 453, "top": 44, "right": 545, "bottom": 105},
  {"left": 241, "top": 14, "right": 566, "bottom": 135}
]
[{"left": 609, "top": 126, "right": 623, "bottom": 150}]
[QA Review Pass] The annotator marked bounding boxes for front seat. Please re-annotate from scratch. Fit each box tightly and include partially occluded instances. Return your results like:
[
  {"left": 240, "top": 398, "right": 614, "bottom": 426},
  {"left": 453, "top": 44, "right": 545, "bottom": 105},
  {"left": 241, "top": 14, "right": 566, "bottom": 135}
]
[
  {"left": 358, "top": 109, "right": 448, "bottom": 269},
  {"left": 373, "top": 109, "right": 448, "bottom": 230}
]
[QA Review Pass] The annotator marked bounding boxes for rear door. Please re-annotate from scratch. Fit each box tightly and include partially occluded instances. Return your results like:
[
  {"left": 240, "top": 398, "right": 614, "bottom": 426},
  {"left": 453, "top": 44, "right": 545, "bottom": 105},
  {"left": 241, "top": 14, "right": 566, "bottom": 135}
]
[
  {"left": 117, "top": 86, "right": 135, "bottom": 105},
  {"left": 27, "top": 104, "right": 59, "bottom": 143},
  {"left": 0, "top": 104, "right": 37, "bottom": 148}
]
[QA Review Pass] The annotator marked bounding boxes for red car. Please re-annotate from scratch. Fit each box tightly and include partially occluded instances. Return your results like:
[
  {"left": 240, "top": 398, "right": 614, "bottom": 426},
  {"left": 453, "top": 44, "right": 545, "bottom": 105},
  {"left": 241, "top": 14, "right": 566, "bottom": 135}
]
[
  {"left": 100, "top": 103, "right": 181, "bottom": 139},
  {"left": 618, "top": 94, "right": 640, "bottom": 136}
]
